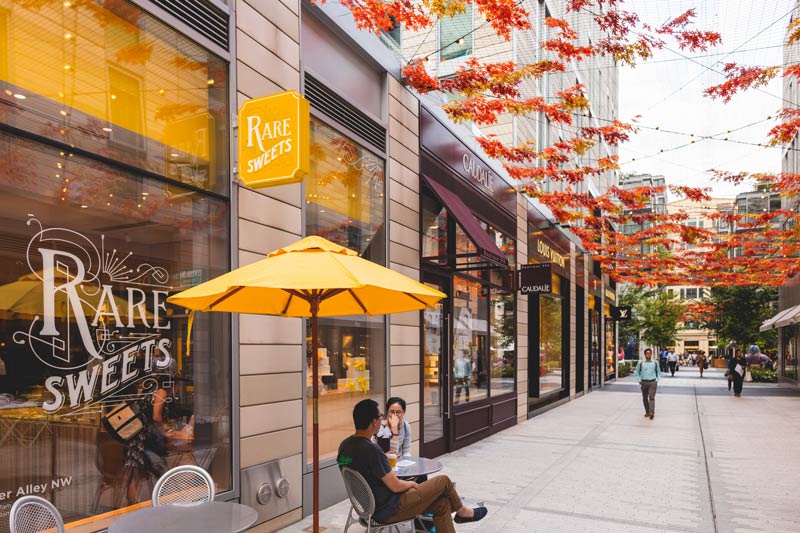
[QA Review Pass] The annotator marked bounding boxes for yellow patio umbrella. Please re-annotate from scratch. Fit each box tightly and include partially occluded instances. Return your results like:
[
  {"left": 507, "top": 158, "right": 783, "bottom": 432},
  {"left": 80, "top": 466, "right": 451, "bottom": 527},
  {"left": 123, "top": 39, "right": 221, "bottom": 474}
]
[{"left": 167, "top": 235, "right": 446, "bottom": 532}]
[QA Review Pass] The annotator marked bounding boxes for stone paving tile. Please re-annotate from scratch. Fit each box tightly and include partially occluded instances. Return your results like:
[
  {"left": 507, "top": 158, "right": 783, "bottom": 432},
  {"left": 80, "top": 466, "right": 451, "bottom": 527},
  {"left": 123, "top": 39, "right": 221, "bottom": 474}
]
[{"left": 278, "top": 367, "right": 800, "bottom": 533}]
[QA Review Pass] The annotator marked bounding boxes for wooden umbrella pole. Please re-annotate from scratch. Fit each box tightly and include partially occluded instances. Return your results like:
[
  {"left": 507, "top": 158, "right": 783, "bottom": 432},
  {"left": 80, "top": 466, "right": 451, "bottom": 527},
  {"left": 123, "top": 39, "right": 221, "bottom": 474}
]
[{"left": 310, "top": 295, "right": 320, "bottom": 533}]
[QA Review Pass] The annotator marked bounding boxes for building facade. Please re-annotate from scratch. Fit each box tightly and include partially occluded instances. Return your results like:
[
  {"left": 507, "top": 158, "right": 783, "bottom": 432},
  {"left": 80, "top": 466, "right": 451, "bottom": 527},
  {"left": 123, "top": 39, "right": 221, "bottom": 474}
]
[
  {"left": 0, "top": 1, "right": 618, "bottom": 532},
  {"left": 773, "top": 0, "right": 800, "bottom": 386}
]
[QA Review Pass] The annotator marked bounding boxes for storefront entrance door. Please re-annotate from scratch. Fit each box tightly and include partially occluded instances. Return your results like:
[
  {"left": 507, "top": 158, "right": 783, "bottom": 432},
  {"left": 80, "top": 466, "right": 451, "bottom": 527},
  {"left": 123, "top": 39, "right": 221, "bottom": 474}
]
[{"left": 421, "top": 275, "right": 450, "bottom": 458}]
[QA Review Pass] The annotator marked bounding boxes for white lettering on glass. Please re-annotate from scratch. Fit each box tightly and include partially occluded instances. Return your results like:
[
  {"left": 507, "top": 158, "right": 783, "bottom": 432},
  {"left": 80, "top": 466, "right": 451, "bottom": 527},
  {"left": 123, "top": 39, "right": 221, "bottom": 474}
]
[{"left": 13, "top": 219, "right": 175, "bottom": 414}]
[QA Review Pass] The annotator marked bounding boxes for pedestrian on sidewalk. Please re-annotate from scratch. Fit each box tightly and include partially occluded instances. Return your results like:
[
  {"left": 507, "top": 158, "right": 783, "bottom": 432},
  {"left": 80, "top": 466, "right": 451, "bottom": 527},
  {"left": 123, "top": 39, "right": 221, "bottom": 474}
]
[
  {"left": 659, "top": 350, "right": 668, "bottom": 372},
  {"left": 696, "top": 351, "right": 707, "bottom": 378},
  {"left": 729, "top": 349, "right": 747, "bottom": 397},
  {"left": 667, "top": 350, "right": 678, "bottom": 376},
  {"left": 635, "top": 348, "right": 661, "bottom": 419}
]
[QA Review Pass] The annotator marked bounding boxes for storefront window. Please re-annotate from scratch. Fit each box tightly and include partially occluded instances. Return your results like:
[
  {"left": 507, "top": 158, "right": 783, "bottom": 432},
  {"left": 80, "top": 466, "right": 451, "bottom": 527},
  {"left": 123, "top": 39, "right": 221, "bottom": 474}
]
[
  {"left": 0, "top": 133, "right": 231, "bottom": 529},
  {"left": 0, "top": 0, "right": 229, "bottom": 196},
  {"left": 782, "top": 327, "right": 797, "bottom": 380},
  {"left": 452, "top": 276, "right": 488, "bottom": 405},
  {"left": 422, "top": 194, "right": 448, "bottom": 264},
  {"left": 605, "top": 309, "right": 616, "bottom": 379},
  {"left": 489, "top": 294, "right": 515, "bottom": 396},
  {"left": 539, "top": 289, "right": 563, "bottom": 395},
  {"left": 305, "top": 118, "right": 386, "bottom": 463}
]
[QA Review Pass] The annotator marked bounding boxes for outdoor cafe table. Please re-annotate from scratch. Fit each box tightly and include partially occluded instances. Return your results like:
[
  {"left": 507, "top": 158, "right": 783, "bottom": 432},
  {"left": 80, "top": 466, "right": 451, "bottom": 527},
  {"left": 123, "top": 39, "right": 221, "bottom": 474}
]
[
  {"left": 395, "top": 456, "right": 443, "bottom": 479},
  {"left": 109, "top": 501, "right": 258, "bottom": 533}
]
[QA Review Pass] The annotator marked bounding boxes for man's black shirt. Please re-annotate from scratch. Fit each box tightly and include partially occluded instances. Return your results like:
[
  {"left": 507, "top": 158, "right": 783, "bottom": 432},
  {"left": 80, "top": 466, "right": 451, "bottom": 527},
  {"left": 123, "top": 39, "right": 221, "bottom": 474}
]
[{"left": 338, "top": 435, "right": 400, "bottom": 522}]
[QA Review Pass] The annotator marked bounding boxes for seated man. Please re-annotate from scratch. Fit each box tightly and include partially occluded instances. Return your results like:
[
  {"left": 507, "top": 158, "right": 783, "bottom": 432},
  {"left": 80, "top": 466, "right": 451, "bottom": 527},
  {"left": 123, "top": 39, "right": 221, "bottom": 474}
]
[{"left": 338, "top": 399, "right": 487, "bottom": 533}]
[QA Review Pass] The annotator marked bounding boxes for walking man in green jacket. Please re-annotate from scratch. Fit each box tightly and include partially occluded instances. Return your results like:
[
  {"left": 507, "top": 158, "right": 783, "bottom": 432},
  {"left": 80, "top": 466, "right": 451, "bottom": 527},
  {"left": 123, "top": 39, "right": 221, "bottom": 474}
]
[{"left": 635, "top": 348, "right": 661, "bottom": 419}]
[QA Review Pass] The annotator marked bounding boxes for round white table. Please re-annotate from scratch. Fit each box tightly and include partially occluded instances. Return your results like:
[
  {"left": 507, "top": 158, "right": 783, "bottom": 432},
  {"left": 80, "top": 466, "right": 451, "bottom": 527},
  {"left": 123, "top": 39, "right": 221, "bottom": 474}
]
[
  {"left": 109, "top": 501, "right": 258, "bottom": 533},
  {"left": 395, "top": 456, "right": 443, "bottom": 478}
]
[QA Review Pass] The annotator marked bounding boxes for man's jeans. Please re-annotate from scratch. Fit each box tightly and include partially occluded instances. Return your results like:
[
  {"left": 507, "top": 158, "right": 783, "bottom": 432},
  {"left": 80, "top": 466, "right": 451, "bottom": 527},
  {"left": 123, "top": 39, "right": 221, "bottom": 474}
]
[
  {"left": 640, "top": 380, "right": 657, "bottom": 415},
  {"left": 384, "top": 475, "right": 463, "bottom": 533}
]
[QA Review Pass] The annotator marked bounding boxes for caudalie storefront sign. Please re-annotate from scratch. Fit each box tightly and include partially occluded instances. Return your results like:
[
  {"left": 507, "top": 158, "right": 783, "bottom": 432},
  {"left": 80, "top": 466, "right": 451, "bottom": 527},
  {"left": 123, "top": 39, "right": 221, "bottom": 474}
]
[{"left": 238, "top": 90, "right": 310, "bottom": 188}]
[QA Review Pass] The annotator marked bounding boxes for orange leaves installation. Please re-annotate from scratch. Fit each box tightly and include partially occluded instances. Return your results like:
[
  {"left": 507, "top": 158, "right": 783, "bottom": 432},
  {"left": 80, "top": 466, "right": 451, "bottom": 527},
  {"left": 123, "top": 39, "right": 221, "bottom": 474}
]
[{"left": 330, "top": 0, "right": 800, "bottom": 287}]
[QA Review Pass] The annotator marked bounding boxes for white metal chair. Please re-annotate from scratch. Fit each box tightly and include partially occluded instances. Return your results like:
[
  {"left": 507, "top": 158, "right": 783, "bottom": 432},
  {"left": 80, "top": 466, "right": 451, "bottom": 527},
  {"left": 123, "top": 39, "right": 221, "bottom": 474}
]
[
  {"left": 152, "top": 465, "right": 215, "bottom": 506},
  {"left": 9, "top": 495, "right": 64, "bottom": 533},
  {"left": 341, "top": 467, "right": 422, "bottom": 533}
]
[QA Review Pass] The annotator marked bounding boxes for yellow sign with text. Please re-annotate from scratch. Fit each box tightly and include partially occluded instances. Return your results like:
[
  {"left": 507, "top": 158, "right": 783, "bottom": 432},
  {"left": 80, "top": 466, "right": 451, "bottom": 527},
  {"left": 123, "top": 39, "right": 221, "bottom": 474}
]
[{"left": 238, "top": 91, "right": 310, "bottom": 188}]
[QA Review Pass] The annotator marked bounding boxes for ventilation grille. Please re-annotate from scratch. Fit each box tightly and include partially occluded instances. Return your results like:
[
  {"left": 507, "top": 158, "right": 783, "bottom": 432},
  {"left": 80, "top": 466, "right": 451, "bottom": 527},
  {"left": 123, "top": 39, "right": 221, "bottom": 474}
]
[
  {"left": 152, "top": 0, "right": 229, "bottom": 50},
  {"left": 304, "top": 73, "right": 386, "bottom": 152}
]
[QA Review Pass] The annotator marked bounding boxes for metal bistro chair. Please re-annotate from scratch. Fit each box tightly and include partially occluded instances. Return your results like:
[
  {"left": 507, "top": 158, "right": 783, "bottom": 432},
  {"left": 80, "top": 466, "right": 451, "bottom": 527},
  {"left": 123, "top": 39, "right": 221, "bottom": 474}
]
[
  {"left": 341, "top": 467, "right": 424, "bottom": 533},
  {"left": 152, "top": 465, "right": 216, "bottom": 507},
  {"left": 9, "top": 495, "right": 65, "bottom": 533}
]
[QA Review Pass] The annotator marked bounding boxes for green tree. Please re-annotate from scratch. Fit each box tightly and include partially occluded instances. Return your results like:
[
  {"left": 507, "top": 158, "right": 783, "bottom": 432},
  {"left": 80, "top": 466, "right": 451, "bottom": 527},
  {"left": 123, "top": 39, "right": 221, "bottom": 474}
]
[
  {"left": 634, "top": 289, "right": 686, "bottom": 352},
  {"left": 702, "top": 286, "right": 777, "bottom": 351}
]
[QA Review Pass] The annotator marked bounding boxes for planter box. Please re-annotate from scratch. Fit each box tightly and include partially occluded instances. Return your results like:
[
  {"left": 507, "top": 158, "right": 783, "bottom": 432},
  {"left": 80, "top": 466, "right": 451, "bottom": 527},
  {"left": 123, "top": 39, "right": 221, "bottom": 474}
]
[{"left": 713, "top": 359, "right": 728, "bottom": 368}]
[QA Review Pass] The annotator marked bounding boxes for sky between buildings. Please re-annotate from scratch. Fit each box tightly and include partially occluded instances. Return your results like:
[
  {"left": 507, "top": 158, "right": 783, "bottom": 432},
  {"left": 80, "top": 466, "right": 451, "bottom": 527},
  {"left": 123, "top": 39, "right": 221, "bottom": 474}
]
[{"left": 618, "top": 0, "right": 796, "bottom": 199}]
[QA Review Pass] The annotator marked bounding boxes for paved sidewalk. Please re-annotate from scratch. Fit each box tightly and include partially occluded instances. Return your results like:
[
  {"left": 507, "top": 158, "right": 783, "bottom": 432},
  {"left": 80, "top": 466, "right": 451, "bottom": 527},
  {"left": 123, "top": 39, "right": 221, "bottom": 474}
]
[{"left": 279, "top": 367, "right": 800, "bottom": 533}]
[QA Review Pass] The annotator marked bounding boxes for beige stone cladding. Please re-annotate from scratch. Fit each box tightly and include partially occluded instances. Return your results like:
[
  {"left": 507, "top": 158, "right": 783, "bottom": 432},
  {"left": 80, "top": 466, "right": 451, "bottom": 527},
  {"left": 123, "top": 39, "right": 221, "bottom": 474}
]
[
  {"left": 388, "top": 77, "right": 423, "bottom": 454},
  {"left": 235, "top": 0, "right": 303, "bottom": 531}
]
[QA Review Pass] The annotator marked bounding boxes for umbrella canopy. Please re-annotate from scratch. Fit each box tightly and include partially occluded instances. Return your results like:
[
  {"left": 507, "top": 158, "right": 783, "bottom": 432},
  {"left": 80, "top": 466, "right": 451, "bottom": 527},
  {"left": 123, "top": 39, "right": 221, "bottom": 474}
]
[
  {"left": 167, "top": 235, "right": 445, "bottom": 533},
  {"left": 167, "top": 236, "right": 445, "bottom": 316}
]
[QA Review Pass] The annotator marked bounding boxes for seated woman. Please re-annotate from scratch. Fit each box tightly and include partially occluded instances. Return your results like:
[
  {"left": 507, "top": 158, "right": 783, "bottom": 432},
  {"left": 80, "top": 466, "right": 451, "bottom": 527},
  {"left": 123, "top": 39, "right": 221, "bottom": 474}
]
[{"left": 377, "top": 397, "right": 412, "bottom": 457}]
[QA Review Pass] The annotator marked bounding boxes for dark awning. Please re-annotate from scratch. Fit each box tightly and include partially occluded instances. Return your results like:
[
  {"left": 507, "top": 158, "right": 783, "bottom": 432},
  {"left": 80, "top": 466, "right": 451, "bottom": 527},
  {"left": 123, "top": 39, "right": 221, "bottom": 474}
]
[{"left": 422, "top": 175, "right": 509, "bottom": 269}]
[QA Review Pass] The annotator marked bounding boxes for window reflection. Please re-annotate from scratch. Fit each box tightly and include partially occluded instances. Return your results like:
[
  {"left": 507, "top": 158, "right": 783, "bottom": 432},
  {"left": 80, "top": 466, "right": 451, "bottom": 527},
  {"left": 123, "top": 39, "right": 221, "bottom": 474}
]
[
  {"left": 452, "top": 277, "right": 487, "bottom": 404},
  {"left": 0, "top": 0, "right": 228, "bottom": 195},
  {"left": 304, "top": 118, "right": 386, "bottom": 463},
  {"left": 422, "top": 194, "right": 447, "bottom": 264},
  {"left": 490, "top": 294, "right": 515, "bottom": 396},
  {"left": 539, "top": 293, "right": 563, "bottom": 394},
  {"left": 0, "top": 133, "right": 231, "bottom": 526}
]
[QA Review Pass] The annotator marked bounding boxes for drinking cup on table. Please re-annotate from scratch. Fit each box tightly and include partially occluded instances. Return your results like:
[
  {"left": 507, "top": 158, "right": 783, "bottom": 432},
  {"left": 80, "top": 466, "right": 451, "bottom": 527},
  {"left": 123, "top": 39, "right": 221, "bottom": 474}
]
[{"left": 386, "top": 452, "right": 397, "bottom": 469}]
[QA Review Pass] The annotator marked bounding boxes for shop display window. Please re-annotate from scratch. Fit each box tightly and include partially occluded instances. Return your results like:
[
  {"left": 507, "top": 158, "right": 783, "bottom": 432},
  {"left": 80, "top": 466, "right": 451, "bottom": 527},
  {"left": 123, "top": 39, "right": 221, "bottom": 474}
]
[
  {"left": 422, "top": 195, "right": 448, "bottom": 265},
  {"left": 0, "top": 133, "right": 231, "bottom": 530},
  {"left": 539, "top": 288, "right": 564, "bottom": 395},
  {"left": 0, "top": 0, "right": 229, "bottom": 196},
  {"left": 304, "top": 118, "right": 386, "bottom": 463},
  {"left": 452, "top": 276, "right": 488, "bottom": 405},
  {"left": 489, "top": 294, "right": 515, "bottom": 396},
  {"left": 605, "top": 310, "right": 616, "bottom": 379}
]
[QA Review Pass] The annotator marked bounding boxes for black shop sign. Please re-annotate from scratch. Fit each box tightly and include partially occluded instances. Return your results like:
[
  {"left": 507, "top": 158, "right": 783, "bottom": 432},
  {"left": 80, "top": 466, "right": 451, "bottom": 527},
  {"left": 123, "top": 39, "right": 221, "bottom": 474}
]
[
  {"left": 611, "top": 305, "right": 633, "bottom": 321},
  {"left": 518, "top": 263, "right": 552, "bottom": 294}
]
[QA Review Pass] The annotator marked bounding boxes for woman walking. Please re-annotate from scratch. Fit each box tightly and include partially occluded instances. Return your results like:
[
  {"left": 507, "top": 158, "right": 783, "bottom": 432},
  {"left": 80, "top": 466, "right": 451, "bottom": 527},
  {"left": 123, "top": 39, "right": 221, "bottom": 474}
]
[
  {"left": 729, "top": 349, "right": 747, "bottom": 397},
  {"left": 696, "top": 351, "right": 707, "bottom": 378}
]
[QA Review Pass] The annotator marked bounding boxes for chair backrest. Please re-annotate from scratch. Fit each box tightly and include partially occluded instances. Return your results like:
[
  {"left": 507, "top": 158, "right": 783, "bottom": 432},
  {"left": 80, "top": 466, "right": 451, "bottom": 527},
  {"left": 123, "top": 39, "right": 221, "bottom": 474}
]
[
  {"left": 340, "top": 467, "right": 375, "bottom": 520},
  {"left": 9, "top": 495, "right": 64, "bottom": 533},
  {"left": 152, "top": 465, "right": 215, "bottom": 507}
]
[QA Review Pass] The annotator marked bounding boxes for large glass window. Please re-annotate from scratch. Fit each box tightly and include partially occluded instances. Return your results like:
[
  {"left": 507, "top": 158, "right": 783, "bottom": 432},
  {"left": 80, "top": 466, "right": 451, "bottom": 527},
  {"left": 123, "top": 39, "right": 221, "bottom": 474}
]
[
  {"left": 539, "top": 288, "right": 564, "bottom": 395},
  {"left": 421, "top": 195, "right": 448, "bottom": 265},
  {"left": 0, "top": 133, "right": 231, "bottom": 529},
  {"left": 305, "top": 118, "right": 386, "bottom": 463},
  {"left": 490, "top": 294, "right": 515, "bottom": 396},
  {"left": 452, "top": 276, "right": 488, "bottom": 405},
  {"left": 440, "top": 6, "right": 473, "bottom": 60},
  {"left": 0, "top": 0, "right": 229, "bottom": 195},
  {"left": 605, "top": 311, "right": 616, "bottom": 379}
]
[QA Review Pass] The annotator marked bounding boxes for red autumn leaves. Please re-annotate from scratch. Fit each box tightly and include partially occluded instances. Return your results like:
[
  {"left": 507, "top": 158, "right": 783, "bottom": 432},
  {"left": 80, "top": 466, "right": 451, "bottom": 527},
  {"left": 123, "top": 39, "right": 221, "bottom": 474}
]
[{"left": 328, "top": 0, "right": 800, "bottom": 287}]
